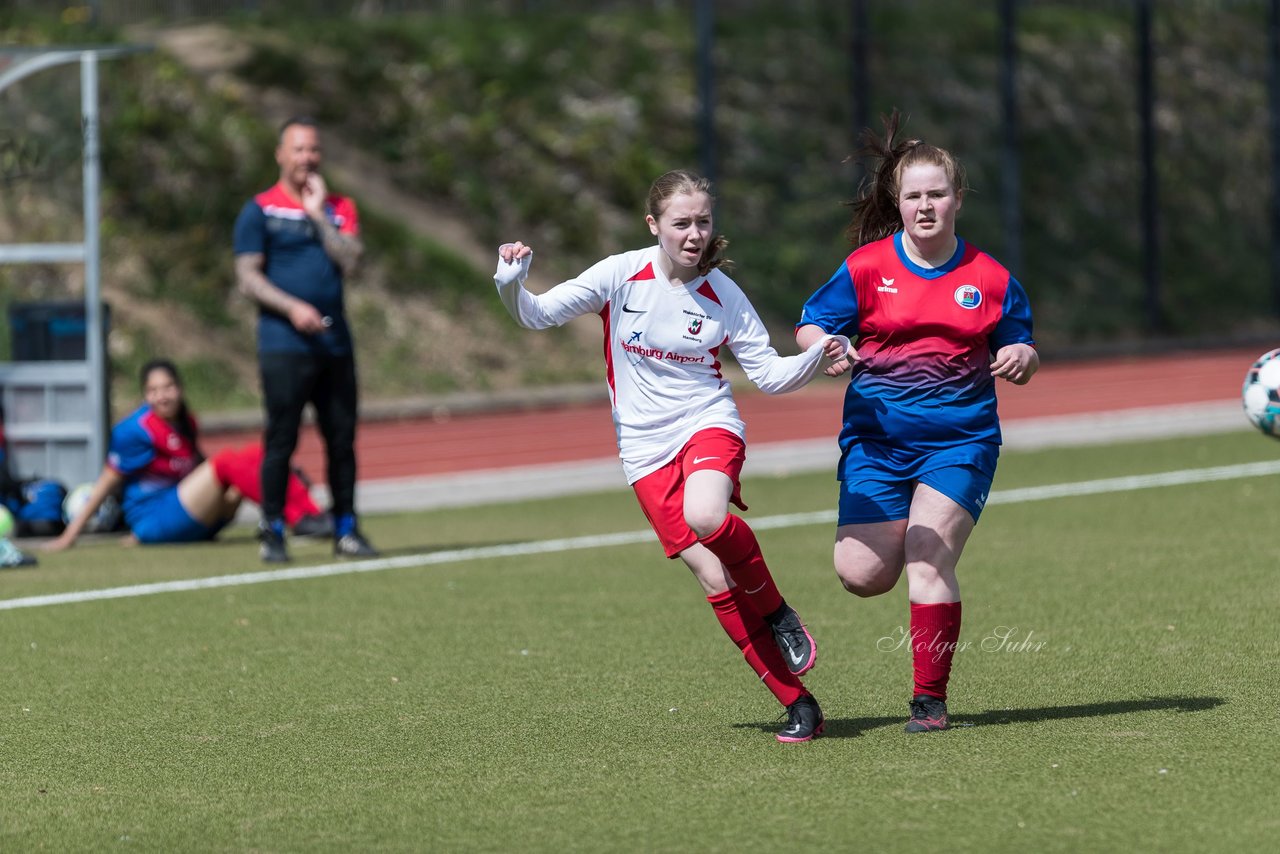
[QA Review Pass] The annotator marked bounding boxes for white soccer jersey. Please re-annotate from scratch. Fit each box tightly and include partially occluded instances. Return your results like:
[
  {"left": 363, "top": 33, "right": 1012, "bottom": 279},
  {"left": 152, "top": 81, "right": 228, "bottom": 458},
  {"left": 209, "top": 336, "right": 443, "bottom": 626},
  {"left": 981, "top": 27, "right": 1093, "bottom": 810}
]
[{"left": 496, "top": 246, "right": 846, "bottom": 483}]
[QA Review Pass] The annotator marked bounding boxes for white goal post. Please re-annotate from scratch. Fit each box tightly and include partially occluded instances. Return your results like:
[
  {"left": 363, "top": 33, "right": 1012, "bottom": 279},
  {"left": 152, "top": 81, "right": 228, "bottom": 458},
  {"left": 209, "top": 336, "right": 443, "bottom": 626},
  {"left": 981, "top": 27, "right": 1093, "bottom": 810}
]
[{"left": 0, "top": 45, "right": 148, "bottom": 487}]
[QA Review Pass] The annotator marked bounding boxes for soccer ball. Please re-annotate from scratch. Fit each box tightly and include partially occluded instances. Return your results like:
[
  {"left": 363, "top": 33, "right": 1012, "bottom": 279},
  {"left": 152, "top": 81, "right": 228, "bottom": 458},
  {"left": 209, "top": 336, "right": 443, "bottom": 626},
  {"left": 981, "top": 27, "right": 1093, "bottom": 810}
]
[
  {"left": 63, "top": 482, "right": 124, "bottom": 533},
  {"left": 1242, "top": 348, "right": 1280, "bottom": 439}
]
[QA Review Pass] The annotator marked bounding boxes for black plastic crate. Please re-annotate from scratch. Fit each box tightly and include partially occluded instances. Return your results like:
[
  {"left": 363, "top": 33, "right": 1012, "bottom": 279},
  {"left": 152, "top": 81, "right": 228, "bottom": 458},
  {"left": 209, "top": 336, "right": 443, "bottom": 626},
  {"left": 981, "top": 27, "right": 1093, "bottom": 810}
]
[{"left": 8, "top": 302, "right": 111, "bottom": 361}]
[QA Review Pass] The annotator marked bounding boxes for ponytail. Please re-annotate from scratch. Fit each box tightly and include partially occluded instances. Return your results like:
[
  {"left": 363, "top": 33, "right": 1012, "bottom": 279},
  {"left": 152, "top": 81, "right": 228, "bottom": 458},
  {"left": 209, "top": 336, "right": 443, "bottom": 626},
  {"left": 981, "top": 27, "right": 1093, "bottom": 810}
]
[{"left": 843, "top": 111, "right": 967, "bottom": 248}]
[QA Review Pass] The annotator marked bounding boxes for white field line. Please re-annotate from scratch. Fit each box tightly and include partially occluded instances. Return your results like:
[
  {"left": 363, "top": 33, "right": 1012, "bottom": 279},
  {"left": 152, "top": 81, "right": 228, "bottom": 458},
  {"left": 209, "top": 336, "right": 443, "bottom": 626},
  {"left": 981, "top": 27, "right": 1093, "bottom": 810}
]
[{"left": 4, "top": 460, "right": 1278, "bottom": 612}]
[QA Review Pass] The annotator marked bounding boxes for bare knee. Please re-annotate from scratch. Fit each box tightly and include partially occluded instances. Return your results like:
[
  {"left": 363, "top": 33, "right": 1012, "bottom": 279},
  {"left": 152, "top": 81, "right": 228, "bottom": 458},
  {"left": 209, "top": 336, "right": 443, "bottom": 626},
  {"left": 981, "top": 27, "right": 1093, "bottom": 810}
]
[
  {"left": 833, "top": 522, "right": 907, "bottom": 598},
  {"left": 834, "top": 554, "right": 901, "bottom": 598},
  {"left": 836, "top": 568, "right": 897, "bottom": 598},
  {"left": 684, "top": 508, "right": 726, "bottom": 540}
]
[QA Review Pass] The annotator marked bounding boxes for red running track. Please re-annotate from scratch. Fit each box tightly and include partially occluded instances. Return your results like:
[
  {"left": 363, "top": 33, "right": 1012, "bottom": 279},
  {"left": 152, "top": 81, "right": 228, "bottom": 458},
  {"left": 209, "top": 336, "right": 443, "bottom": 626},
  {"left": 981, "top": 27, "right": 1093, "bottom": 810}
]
[{"left": 201, "top": 347, "right": 1261, "bottom": 484}]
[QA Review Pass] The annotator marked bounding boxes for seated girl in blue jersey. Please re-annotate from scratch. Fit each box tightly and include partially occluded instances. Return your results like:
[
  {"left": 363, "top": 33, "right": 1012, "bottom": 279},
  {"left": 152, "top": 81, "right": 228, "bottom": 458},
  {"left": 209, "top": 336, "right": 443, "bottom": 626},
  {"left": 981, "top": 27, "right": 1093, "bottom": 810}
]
[
  {"left": 493, "top": 170, "right": 850, "bottom": 744},
  {"left": 45, "top": 359, "right": 328, "bottom": 551},
  {"left": 795, "top": 112, "right": 1039, "bottom": 734}
]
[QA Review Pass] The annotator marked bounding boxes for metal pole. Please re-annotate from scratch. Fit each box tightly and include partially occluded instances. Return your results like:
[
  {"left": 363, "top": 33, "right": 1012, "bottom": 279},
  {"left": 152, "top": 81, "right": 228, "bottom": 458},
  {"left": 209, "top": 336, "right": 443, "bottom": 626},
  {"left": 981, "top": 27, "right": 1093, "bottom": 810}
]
[
  {"left": 82, "top": 51, "right": 107, "bottom": 469},
  {"left": 849, "top": 0, "right": 870, "bottom": 189},
  {"left": 695, "top": 0, "right": 716, "bottom": 188},
  {"left": 999, "top": 0, "right": 1023, "bottom": 279},
  {"left": 1136, "top": 0, "right": 1162, "bottom": 331}
]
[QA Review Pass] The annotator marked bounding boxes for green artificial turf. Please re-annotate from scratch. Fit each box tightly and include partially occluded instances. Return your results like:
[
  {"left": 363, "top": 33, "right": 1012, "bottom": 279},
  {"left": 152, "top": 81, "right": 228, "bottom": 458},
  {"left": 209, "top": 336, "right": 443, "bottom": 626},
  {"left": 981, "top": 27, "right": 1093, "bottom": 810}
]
[{"left": 1, "top": 431, "right": 1277, "bottom": 851}]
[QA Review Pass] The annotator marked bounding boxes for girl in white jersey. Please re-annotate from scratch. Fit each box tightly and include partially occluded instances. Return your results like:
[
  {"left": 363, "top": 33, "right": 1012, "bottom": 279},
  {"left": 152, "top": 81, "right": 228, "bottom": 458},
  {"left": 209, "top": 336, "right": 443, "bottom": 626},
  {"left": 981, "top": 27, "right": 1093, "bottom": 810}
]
[{"left": 494, "top": 170, "right": 849, "bottom": 743}]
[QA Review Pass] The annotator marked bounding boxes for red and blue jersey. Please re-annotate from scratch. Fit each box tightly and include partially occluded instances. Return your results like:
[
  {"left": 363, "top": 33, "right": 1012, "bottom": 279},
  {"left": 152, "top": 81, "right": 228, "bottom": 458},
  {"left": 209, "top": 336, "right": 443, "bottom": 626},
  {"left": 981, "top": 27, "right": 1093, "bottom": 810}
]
[
  {"left": 799, "top": 233, "right": 1034, "bottom": 472},
  {"left": 107, "top": 404, "right": 201, "bottom": 520},
  {"left": 232, "top": 182, "right": 358, "bottom": 356}
]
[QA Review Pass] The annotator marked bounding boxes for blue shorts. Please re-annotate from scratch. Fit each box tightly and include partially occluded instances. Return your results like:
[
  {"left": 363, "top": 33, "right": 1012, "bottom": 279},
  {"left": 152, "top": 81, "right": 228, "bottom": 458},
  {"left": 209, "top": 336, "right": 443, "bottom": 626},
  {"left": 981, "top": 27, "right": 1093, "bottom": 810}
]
[
  {"left": 837, "top": 442, "right": 999, "bottom": 525},
  {"left": 127, "top": 486, "right": 229, "bottom": 544}
]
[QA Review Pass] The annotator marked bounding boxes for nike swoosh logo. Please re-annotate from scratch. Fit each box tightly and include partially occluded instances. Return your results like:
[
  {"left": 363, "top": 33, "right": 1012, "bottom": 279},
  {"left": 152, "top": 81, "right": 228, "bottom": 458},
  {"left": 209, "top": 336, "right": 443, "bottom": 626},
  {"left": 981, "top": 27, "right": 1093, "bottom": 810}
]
[
  {"left": 692, "top": 456, "right": 719, "bottom": 464},
  {"left": 788, "top": 647, "right": 805, "bottom": 666},
  {"left": 621, "top": 304, "right": 646, "bottom": 313},
  {"left": 745, "top": 583, "right": 766, "bottom": 595}
]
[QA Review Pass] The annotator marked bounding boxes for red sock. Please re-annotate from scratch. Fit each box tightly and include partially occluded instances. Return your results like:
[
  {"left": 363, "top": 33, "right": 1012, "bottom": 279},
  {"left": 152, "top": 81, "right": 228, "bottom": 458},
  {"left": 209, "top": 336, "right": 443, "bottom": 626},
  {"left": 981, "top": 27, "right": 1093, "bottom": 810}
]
[
  {"left": 699, "top": 515, "right": 784, "bottom": 617},
  {"left": 910, "top": 601, "right": 963, "bottom": 701},
  {"left": 211, "top": 443, "right": 321, "bottom": 526},
  {"left": 708, "top": 588, "right": 805, "bottom": 707}
]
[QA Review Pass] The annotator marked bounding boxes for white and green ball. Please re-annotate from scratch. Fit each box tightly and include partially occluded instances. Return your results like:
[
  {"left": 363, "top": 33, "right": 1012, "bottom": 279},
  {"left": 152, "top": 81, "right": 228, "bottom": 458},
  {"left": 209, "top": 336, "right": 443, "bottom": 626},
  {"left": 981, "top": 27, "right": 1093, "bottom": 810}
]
[
  {"left": 1242, "top": 348, "right": 1280, "bottom": 440},
  {"left": 63, "top": 483, "right": 123, "bottom": 533}
]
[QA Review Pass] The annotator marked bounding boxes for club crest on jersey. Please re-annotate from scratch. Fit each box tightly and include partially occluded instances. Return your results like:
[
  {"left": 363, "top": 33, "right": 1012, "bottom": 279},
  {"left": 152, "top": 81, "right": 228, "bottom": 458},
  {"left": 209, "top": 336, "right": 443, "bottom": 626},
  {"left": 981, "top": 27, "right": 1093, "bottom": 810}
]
[
  {"left": 688, "top": 318, "right": 703, "bottom": 335},
  {"left": 954, "top": 285, "right": 982, "bottom": 309}
]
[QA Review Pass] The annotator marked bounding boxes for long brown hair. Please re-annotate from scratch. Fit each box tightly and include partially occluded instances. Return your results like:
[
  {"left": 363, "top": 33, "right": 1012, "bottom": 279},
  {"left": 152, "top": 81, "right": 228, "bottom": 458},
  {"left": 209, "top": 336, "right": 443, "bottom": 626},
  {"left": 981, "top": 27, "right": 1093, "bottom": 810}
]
[
  {"left": 139, "top": 358, "right": 200, "bottom": 453},
  {"left": 844, "top": 111, "right": 968, "bottom": 248},
  {"left": 646, "top": 169, "right": 732, "bottom": 275}
]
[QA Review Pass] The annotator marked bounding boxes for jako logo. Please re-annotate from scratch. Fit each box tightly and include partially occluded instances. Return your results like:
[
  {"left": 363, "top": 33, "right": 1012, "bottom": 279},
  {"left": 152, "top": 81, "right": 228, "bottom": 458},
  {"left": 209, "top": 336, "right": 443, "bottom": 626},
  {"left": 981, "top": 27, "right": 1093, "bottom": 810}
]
[{"left": 954, "top": 285, "right": 982, "bottom": 309}]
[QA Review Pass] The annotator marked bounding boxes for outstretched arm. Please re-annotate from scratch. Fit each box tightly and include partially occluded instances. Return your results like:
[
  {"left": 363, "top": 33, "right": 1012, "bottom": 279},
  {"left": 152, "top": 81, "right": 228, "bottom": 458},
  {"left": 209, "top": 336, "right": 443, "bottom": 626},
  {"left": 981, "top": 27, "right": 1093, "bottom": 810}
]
[
  {"left": 42, "top": 466, "right": 126, "bottom": 552},
  {"left": 726, "top": 292, "right": 851, "bottom": 394},
  {"left": 797, "top": 323, "right": 856, "bottom": 378},
  {"left": 735, "top": 332, "right": 852, "bottom": 394},
  {"left": 493, "top": 242, "right": 603, "bottom": 328}
]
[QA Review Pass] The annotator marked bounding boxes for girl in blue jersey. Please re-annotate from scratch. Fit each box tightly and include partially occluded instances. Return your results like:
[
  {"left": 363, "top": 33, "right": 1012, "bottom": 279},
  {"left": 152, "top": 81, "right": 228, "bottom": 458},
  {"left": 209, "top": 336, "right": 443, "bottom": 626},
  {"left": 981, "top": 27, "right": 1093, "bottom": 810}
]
[
  {"left": 796, "top": 113, "right": 1039, "bottom": 732},
  {"left": 45, "top": 360, "right": 326, "bottom": 551}
]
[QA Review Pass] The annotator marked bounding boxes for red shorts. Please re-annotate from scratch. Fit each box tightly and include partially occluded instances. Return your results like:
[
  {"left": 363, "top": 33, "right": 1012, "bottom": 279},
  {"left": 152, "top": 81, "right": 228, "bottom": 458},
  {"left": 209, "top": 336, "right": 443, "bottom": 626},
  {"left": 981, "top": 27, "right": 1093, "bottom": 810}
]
[{"left": 632, "top": 428, "right": 747, "bottom": 558}]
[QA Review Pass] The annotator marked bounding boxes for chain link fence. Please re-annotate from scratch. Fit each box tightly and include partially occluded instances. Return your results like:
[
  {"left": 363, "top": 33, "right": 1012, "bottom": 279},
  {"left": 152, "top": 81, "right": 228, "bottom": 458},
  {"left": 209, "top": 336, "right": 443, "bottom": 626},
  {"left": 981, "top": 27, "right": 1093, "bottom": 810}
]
[{"left": 4, "top": 0, "right": 1278, "bottom": 352}]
